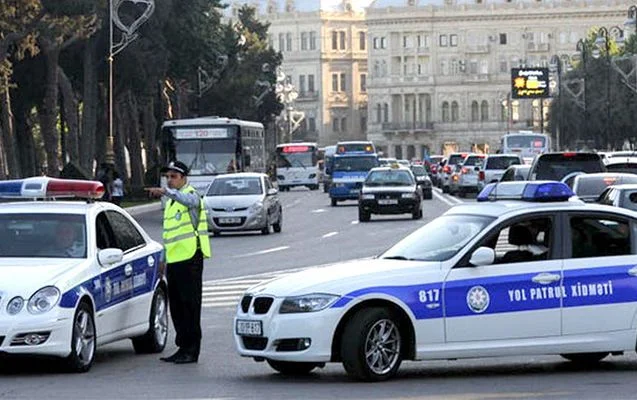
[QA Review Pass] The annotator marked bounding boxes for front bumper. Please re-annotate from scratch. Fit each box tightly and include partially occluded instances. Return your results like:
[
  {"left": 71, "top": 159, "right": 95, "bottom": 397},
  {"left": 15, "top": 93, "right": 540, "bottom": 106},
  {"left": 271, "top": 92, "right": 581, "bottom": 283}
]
[
  {"left": 234, "top": 296, "right": 341, "bottom": 362},
  {"left": 359, "top": 198, "right": 420, "bottom": 214},
  {"left": 0, "top": 308, "right": 74, "bottom": 358},
  {"left": 208, "top": 210, "right": 267, "bottom": 232},
  {"left": 329, "top": 183, "right": 362, "bottom": 200}
]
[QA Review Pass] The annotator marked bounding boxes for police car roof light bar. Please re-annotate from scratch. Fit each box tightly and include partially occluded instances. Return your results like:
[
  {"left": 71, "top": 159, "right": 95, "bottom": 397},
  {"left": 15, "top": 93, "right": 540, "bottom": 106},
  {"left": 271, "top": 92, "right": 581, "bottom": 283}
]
[
  {"left": 477, "top": 181, "right": 574, "bottom": 202},
  {"left": 0, "top": 177, "right": 105, "bottom": 200}
]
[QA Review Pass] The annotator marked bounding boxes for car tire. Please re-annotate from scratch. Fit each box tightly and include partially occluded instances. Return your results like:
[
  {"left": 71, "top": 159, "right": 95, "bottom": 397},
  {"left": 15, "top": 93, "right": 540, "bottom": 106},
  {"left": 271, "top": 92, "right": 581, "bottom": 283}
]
[
  {"left": 341, "top": 307, "right": 403, "bottom": 382},
  {"left": 560, "top": 352, "right": 609, "bottom": 364},
  {"left": 442, "top": 185, "right": 449, "bottom": 194},
  {"left": 412, "top": 206, "right": 422, "bottom": 220},
  {"left": 132, "top": 287, "right": 168, "bottom": 354},
  {"left": 309, "top": 185, "right": 319, "bottom": 191},
  {"left": 331, "top": 198, "right": 337, "bottom": 207},
  {"left": 358, "top": 208, "right": 370, "bottom": 222},
  {"left": 64, "top": 301, "right": 96, "bottom": 373},
  {"left": 424, "top": 190, "right": 433, "bottom": 200},
  {"left": 261, "top": 220, "right": 270, "bottom": 235},
  {"left": 323, "top": 184, "right": 329, "bottom": 193},
  {"left": 273, "top": 210, "right": 282, "bottom": 233},
  {"left": 267, "top": 359, "right": 319, "bottom": 375}
]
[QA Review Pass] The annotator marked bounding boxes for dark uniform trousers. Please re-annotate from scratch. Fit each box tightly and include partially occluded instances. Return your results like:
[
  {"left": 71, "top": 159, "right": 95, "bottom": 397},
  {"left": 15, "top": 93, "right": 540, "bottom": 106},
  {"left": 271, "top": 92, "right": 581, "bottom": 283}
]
[{"left": 166, "top": 248, "right": 203, "bottom": 356}]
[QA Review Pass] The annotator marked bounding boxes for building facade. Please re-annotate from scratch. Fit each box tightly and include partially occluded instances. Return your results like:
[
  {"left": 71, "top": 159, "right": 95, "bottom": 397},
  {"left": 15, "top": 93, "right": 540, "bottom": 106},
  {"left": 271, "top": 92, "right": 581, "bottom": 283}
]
[
  {"left": 366, "top": 0, "right": 630, "bottom": 159},
  {"left": 261, "top": 1, "right": 369, "bottom": 146}
]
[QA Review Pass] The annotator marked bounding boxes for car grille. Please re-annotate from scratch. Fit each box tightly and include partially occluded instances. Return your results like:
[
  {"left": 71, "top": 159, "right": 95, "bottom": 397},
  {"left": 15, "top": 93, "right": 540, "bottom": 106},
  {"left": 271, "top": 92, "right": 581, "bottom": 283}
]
[
  {"left": 240, "top": 295, "right": 253, "bottom": 313},
  {"left": 212, "top": 207, "right": 248, "bottom": 212},
  {"left": 242, "top": 336, "right": 268, "bottom": 350},
  {"left": 253, "top": 297, "right": 274, "bottom": 314},
  {"left": 376, "top": 192, "right": 402, "bottom": 200},
  {"left": 213, "top": 217, "right": 246, "bottom": 227}
]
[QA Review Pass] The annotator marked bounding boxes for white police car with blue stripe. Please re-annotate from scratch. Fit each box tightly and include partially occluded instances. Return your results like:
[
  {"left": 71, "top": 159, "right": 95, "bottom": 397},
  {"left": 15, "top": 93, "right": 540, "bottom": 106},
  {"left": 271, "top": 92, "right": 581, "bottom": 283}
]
[
  {"left": 235, "top": 181, "right": 637, "bottom": 381},
  {"left": 0, "top": 177, "right": 167, "bottom": 372}
]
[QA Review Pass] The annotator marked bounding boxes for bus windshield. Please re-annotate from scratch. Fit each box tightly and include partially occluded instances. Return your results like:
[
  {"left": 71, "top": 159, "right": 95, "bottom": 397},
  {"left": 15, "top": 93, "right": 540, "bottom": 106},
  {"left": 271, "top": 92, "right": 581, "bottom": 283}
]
[
  {"left": 505, "top": 135, "right": 547, "bottom": 149},
  {"left": 175, "top": 138, "right": 238, "bottom": 175},
  {"left": 276, "top": 146, "right": 318, "bottom": 169},
  {"left": 333, "top": 156, "right": 378, "bottom": 172}
]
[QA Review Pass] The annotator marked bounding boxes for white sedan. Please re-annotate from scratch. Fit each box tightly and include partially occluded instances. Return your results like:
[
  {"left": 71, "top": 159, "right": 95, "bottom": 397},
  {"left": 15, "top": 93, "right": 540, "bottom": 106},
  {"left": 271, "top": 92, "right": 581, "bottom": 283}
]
[
  {"left": 0, "top": 177, "right": 167, "bottom": 372},
  {"left": 235, "top": 181, "right": 637, "bottom": 381}
]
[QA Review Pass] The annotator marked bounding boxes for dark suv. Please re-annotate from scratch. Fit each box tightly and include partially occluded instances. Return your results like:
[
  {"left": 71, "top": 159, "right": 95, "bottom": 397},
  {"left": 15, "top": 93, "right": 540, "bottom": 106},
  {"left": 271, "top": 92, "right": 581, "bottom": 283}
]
[{"left": 528, "top": 152, "right": 606, "bottom": 187}]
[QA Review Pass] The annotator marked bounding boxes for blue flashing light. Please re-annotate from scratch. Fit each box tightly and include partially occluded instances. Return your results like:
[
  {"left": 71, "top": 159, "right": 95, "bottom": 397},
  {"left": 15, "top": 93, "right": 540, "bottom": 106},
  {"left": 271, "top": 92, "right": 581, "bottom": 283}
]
[
  {"left": 477, "top": 181, "right": 574, "bottom": 203},
  {"left": 0, "top": 179, "right": 25, "bottom": 196}
]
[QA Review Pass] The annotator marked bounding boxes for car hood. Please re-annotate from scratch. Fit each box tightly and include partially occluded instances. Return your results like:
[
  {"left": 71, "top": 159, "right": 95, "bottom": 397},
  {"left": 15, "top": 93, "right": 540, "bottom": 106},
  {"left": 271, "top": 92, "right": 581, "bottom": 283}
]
[
  {"left": 362, "top": 186, "right": 416, "bottom": 194},
  {"left": 204, "top": 195, "right": 263, "bottom": 209},
  {"left": 245, "top": 258, "right": 441, "bottom": 298},
  {"left": 0, "top": 258, "right": 86, "bottom": 298}
]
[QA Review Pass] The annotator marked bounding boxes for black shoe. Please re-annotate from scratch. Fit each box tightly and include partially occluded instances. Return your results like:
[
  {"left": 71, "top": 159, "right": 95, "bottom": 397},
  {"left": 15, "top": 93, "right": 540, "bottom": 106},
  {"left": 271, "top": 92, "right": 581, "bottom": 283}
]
[
  {"left": 159, "top": 350, "right": 182, "bottom": 362},
  {"left": 172, "top": 352, "right": 198, "bottom": 364}
]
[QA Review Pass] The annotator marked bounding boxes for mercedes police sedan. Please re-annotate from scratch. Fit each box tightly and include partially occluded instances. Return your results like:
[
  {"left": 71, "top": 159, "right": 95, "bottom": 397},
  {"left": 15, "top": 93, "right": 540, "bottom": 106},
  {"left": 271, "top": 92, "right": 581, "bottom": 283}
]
[
  {"left": 0, "top": 178, "right": 167, "bottom": 372},
  {"left": 235, "top": 181, "right": 637, "bottom": 381}
]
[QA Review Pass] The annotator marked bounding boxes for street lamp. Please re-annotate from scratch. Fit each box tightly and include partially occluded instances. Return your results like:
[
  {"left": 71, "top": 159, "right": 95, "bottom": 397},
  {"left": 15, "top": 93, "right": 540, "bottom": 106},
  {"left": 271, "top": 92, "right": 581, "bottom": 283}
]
[
  {"left": 549, "top": 54, "right": 563, "bottom": 151},
  {"left": 576, "top": 38, "right": 588, "bottom": 148},
  {"left": 274, "top": 68, "right": 299, "bottom": 143}
]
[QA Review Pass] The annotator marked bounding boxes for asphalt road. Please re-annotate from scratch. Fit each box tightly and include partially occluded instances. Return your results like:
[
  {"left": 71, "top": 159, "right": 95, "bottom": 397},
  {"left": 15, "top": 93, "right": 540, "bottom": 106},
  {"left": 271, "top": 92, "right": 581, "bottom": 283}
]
[{"left": 3, "top": 188, "right": 637, "bottom": 400}]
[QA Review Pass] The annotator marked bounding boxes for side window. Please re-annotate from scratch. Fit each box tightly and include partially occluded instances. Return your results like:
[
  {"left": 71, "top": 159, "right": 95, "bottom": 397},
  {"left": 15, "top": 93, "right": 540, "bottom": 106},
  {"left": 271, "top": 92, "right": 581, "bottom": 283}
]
[
  {"left": 482, "top": 217, "right": 553, "bottom": 264},
  {"left": 570, "top": 216, "right": 631, "bottom": 258},
  {"left": 96, "top": 212, "right": 117, "bottom": 250},
  {"left": 106, "top": 211, "right": 146, "bottom": 252},
  {"left": 625, "top": 191, "right": 637, "bottom": 211},
  {"left": 265, "top": 178, "right": 272, "bottom": 191},
  {"left": 501, "top": 168, "right": 513, "bottom": 182}
]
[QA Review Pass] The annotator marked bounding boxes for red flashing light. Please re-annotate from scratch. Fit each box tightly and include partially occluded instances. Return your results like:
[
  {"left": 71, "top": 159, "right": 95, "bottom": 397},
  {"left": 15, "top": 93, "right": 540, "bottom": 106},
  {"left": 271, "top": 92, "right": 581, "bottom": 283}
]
[
  {"left": 533, "top": 140, "right": 544, "bottom": 148},
  {"left": 46, "top": 178, "right": 105, "bottom": 199},
  {"left": 282, "top": 145, "right": 310, "bottom": 153},
  {"left": 603, "top": 177, "right": 617, "bottom": 185}
]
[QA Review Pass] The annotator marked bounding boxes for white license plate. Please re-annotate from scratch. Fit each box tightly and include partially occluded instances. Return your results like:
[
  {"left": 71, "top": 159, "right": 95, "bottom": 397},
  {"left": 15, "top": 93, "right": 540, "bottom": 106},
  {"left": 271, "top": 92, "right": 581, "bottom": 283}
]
[
  {"left": 378, "top": 199, "right": 398, "bottom": 205},
  {"left": 350, "top": 189, "right": 360, "bottom": 194},
  {"left": 219, "top": 217, "right": 241, "bottom": 224},
  {"left": 236, "top": 319, "right": 262, "bottom": 336}
]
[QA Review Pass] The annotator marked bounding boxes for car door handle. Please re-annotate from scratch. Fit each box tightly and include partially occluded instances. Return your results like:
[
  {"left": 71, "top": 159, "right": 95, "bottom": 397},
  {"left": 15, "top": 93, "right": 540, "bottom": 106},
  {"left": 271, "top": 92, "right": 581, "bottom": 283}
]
[
  {"left": 628, "top": 266, "right": 637, "bottom": 277},
  {"left": 532, "top": 272, "right": 561, "bottom": 285},
  {"left": 125, "top": 264, "right": 133, "bottom": 277}
]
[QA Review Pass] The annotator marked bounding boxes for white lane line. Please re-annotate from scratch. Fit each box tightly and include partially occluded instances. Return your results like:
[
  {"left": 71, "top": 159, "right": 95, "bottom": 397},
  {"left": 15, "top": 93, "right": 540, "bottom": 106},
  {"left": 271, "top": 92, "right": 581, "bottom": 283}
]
[
  {"left": 433, "top": 190, "right": 455, "bottom": 206},
  {"left": 232, "top": 246, "right": 290, "bottom": 258},
  {"left": 351, "top": 220, "right": 359, "bottom": 225},
  {"left": 322, "top": 231, "right": 339, "bottom": 238},
  {"left": 201, "top": 295, "right": 241, "bottom": 302},
  {"left": 449, "top": 195, "right": 464, "bottom": 204},
  {"left": 311, "top": 208, "right": 327, "bottom": 213}
]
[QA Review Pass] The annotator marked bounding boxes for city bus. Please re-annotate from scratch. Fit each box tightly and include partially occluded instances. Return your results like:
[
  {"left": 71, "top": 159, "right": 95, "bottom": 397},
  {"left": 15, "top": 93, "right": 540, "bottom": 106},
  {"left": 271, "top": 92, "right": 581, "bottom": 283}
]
[
  {"left": 500, "top": 131, "right": 551, "bottom": 163},
  {"left": 335, "top": 141, "right": 376, "bottom": 155},
  {"left": 160, "top": 116, "right": 266, "bottom": 196},
  {"left": 322, "top": 145, "right": 337, "bottom": 192},
  {"left": 275, "top": 142, "right": 320, "bottom": 191},
  {"left": 328, "top": 142, "right": 379, "bottom": 206}
]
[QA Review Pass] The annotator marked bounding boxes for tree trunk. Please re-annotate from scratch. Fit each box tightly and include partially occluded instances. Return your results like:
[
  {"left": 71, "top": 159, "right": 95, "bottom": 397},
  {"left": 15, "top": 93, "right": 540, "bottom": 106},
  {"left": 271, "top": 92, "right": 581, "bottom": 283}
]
[
  {"left": 114, "top": 98, "right": 127, "bottom": 179},
  {"left": 126, "top": 92, "right": 144, "bottom": 188},
  {"left": 58, "top": 67, "right": 80, "bottom": 164},
  {"left": 80, "top": 37, "right": 98, "bottom": 173},
  {"left": 142, "top": 98, "right": 158, "bottom": 185},
  {"left": 13, "top": 94, "right": 38, "bottom": 177},
  {"left": 0, "top": 72, "right": 21, "bottom": 178},
  {"left": 39, "top": 42, "right": 61, "bottom": 176}
]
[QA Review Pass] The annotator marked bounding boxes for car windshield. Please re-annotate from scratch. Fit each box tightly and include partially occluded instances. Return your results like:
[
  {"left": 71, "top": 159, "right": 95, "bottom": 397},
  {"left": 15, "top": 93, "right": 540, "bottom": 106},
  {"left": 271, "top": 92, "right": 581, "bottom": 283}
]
[
  {"left": 333, "top": 156, "right": 378, "bottom": 172},
  {"left": 410, "top": 166, "right": 426, "bottom": 176},
  {"left": 486, "top": 156, "right": 521, "bottom": 170},
  {"left": 381, "top": 215, "right": 494, "bottom": 261},
  {"left": 207, "top": 177, "right": 263, "bottom": 196},
  {"left": 366, "top": 170, "right": 414, "bottom": 186},
  {"left": 606, "top": 163, "right": 637, "bottom": 174},
  {"left": 448, "top": 154, "right": 467, "bottom": 165},
  {"left": 463, "top": 156, "right": 484, "bottom": 167},
  {"left": 0, "top": 214, "right": 87, "bottom": 258},
  {"left": 532, "top": 154, "right": 604, "bottom": 181}
]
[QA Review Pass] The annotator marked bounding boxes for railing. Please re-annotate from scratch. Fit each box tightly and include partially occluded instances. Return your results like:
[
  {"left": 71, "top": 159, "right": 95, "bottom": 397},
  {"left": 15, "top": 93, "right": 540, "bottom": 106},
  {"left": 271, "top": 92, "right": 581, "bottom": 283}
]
[
  {"left": 297, "top": 91, "right": 319, "bottom": 101},
  {"left": 465, "top": 44, "right": 489, "bottom": 53},
  {"left": 381, "top": 122, "right": 434, "bottom": 131}
]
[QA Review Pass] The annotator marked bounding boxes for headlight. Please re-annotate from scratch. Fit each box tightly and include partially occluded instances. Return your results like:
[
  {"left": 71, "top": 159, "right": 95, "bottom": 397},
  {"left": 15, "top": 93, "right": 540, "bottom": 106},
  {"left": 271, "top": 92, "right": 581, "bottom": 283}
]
[
  {"left": 249, "top": 201, "right": 263, "bottom": 214},
  {"left": 279, "top": 294, "right": 340, "bottom": 313},
  {"left": 27, "top": 286, "right": 60, "bottom": 314},
  {"left": 416, "top": 176, "right": 426, "bottom": 181},
  {"left": 401, "top": 193, "right": 416, "bottom": 198},
  {"left": 7, "top": 296, "right": 24, "bottom": 315},
  {"left": 361, "top": 194, "right": 375, "bottom": 200}
]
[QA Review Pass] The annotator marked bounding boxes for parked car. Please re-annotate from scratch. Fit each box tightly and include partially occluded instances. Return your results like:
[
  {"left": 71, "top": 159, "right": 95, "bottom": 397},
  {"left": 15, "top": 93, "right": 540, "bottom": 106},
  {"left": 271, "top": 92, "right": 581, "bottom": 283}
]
[{"left": 572, "top": 173, "right": 637, "bottom": 202}]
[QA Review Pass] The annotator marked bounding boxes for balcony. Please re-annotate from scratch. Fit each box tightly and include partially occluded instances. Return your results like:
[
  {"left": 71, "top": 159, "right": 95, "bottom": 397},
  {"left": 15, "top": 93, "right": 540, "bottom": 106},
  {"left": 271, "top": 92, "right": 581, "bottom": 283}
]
[
  {"left": 382, "top": 121, "right": 434, "bottom": 132},
  {"left": 527, "top": 42, "right": 550, "bottom": 52},
  {"left": 297, "top": 91, "right": 319, "bottom": 102},
  {"left": 465, "top": 44, "right": 490, "bottom": 54},
  {"left": 464, "top": 73, "right": 490, "bottom": 83},
  {"left": 327, "top": 92, "right": 349, "bottom": 108},
  {"left": 416, "top": 46, "right": 431, "bottom": 54}
]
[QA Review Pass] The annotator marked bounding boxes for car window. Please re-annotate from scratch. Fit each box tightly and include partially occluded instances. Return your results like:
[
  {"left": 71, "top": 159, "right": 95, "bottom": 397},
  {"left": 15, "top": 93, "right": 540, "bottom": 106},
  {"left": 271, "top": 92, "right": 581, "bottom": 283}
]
[
  {"left": 570, "top": 216, "right": 631, "bottom": 258},
  {"left": 105, "top": 211, "right": 146, "bottom": 252},
  {"left": 531, "top": 153, "right": 605, "bottom": 181},
  {"left": 500, "top": 168, "right": 514, "bottom": 182},
  {"left": 623, "top": 191, "right": 637, "bottom": 211},
  {"left": 515, "top": 167, "right": 530, "bottom": 181},
  {"left": 486, "top": 156, "right": 521, "bottom": 170},
  {"left": 96, "top": 212, "right": 117, "bottom": 250},
  {"left": 597, "top": 188, "right": 614, "bottom": 205},
  {"left": 478, "top": 217, "right": 553, "bottom": 264},
  {"left": 606, "top": 163, "right": 637, "bottom": 174},
  {"left": 366, "top": 170, "right": 414, "bottom": 186},
  {"left": 207, "top": 177, "right": 263, "bottom": 196},
  {"left": 411, "top": 166, "right": 426, "bottom": 176},
  {"left": 463, "top": 156, "right": 484, "bottom": 167},
  {"left": 448, "top": 154, "right": 467, "bottom": 165}
]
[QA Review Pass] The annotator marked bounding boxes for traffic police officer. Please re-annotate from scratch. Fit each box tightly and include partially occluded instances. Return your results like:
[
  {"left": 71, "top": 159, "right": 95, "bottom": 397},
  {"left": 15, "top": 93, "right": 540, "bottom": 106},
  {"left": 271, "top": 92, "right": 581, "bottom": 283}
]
[{"left": 146, "top": 161, "right": 211, "bottom": 364}]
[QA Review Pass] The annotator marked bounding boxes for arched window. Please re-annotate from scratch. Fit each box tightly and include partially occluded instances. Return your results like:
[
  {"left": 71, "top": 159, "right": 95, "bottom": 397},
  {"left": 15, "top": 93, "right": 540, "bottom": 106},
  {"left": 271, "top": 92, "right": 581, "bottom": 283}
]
[
  {"left": 471, "top": 101, "right": 479, "bottom": 122},
  {"left": 481, "top": 100, "right": 489, "bottom": 121},
  {"left": 451, "top": 101, "right": 459, "bottom": 122},
  {"left": 376, "top": 103, "right": 382, "bottom": 123},
  {"left": 383, "top": 103, "right": 389, "bottom": 122},
  {"left": 442, "top": 101, "right": 450, "bottom": 122}
]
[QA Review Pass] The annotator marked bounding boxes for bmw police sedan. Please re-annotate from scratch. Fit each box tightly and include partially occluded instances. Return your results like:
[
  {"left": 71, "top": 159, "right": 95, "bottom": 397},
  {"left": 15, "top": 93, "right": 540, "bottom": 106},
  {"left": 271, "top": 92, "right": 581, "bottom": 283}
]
[
  {"left": 0, "top": 177, "right": 167, "bottom": 372},
  {"left": 235, "top": 181, "right": 637, "bottom": 381}
]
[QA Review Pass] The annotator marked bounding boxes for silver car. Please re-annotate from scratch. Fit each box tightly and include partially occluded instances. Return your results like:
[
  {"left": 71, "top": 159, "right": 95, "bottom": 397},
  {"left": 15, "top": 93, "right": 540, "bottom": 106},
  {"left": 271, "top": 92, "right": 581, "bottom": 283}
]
[{"left": 204, "top": 173, "right": 282, "bottom": 236}]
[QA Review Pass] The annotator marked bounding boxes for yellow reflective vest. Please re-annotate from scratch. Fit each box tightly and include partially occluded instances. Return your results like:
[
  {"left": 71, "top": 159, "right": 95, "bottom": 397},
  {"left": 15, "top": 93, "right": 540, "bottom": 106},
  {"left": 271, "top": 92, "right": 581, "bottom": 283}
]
[{"left": 163, "top": 184, "right": 211, "bottom": 263}]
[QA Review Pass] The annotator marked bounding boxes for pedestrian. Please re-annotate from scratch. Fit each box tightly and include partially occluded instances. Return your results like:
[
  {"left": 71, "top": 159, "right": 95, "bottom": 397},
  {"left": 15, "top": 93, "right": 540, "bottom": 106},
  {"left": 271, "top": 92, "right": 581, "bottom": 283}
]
[
  {"left": 111, "top": 172, "right": 124, "bottom": 206},
  {"left": 145, "top": 160, "right": 211, "bottom": 364}
]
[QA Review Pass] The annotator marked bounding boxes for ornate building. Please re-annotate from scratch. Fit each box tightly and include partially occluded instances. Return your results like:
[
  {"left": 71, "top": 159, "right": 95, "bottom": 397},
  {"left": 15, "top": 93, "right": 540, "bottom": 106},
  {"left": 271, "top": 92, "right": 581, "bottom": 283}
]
[{"left": 366, "top": 0, "right": 630, "bottom": 159}]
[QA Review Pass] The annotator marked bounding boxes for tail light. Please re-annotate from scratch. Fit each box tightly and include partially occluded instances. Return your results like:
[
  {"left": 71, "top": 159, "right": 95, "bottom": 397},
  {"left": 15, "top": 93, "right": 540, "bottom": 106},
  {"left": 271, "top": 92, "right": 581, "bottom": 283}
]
[
  {"left": 461, "top": 167, "right": 469, "bottom": 174},
  {"left": 452, "top": 175, "right": 459, "bottom": 182},
  {"left": 443, "top": 166, "right": 451, "bottom": 174},
  {"left": 431, "top": 166, "right": 438, "bottom": 173},
  {"left": 479, "top": 170, "right": 485, "bottom": 181}
]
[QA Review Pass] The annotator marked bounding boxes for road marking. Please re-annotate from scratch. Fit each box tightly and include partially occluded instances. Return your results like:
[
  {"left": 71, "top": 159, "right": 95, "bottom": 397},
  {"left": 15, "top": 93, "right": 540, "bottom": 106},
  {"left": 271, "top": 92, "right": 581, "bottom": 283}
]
[
  {"left": 311, "top": 208, "right": 326, "bottom": 213},
  {"left": 351, "top": 220, "right": 359, "bottom": 225},
  {"left": 433, "top": 190, "right": 455, "bottom": 206},
  {"left": 322, "top": 231, "right": 339, "bottom": 238},
  {"left": 232, "top": 246, "right": 289, "bottom": 258}
]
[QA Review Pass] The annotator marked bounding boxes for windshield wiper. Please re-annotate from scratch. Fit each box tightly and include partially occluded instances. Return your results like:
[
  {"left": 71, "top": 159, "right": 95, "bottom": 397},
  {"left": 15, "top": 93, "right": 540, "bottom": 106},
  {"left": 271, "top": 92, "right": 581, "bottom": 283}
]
[{"left": 382, "top": 255, "right": 413, "bottom": 261}]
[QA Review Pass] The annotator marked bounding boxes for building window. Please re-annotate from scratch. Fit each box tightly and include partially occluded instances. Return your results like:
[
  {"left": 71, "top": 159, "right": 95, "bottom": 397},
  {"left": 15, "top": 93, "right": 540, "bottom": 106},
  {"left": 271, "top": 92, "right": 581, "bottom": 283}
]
[
  {"left": 481, "top": 100, "right": 489, "bottom": 121},
  {"left": 376, "top": 104, "right": 382, "bottom": 123},
  {"left": 332, "top": 118, "right": 339, "bottom": 132},
  {"left": 471, "top": 101, "right": 479, "bottom": 122},
  {"left": 308, "top": 74, "right": 315, "bottom": 92},
  {"left": 403, "top": 35, "right": 412, "bottom": 48},
  {"left": 380, "top": 37, "right": 386, "bottom": 49},
  {"left": 499, "top": 59, "right": 508, "bottom": 73},
  {"left": 332, "top": 31, "right": 338, "bottom": 50},
  {"left": 340, "top": 73, "right": 346, "bottom": 91},
  {"left": 373, "top": 61, "right": 380, "bottom": 77},
  {"left": 361, "top": 116, "right": 367, "bottom": 132},
  {"left": 360, "top": 74, "right": 367, "bottom": 92},
  {"left": 439, "top": 34, "right": 448, "bottom": 47},
  {"left": 451, "top": 101, "right": 459, "bottom": 122},
  {"left": 285, "top": 75, "right": 293, "bottom": 85},
  {"left": 500, "top": 33, "right": 507, "bottom": 45},
  {"left": 440, "top": 60, "right": 448, "bottom": 75},
  {"left": 469, "top": 60, "right": 478, "bottom": 74},
  {"left": 310, "top": 31, "right": 317, "bottom": 50},
  {"left": 341, "top": 117, "right": 347, "bottom": 132},
  {"left": 383, "top": 103, "right": 389, "bottom": 122},
  {"left": 339, "top": 31, "right": 346, "bottom": 50},
  {"left": 299, "top": 75, "right": 306, "bottom": 94},
  {"left": 332, "top": 74, "right": 338, "bottom": 92},
  {"left": 450, "top": 34, "right": 458, "bottom": 47},
  {"left": 309, "top": 117, "right": 316, "bottom": 132},
  {"left": 373, "top": 37, "right": 379, "bottom": 49},
  {"left": 451, "top": 59, "right": 459, "bottom": 75},
  {"left": 286, "top": 33, "right": 292, "bottom": 51},
  {"left": 359, "top": 32, "right": 366, "bottom": 50},
  {"left": 442, "top": 101, "right": 450, "bottom": 122},
  {"left": 381, "top": 60, "right": 387, "bottom": 76},
  {"left": 278, "top": 33, "right": 284, "bottom": 51},
  {"left": 301, "top": 32, "right": 308, "bottom": 50}
]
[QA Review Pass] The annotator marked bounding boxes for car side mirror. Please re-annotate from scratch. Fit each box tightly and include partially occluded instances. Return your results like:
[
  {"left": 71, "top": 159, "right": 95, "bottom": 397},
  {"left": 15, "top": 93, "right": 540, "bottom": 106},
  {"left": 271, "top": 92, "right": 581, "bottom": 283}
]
[
  {"left": 98, "top": 248, "right": 123, "bottom": 267},
  {"left": 267, "top": 188, "right": 278, "bottom": 196},
  {"left": 469, "top": 247, "right": 495, "bottom": 266}
]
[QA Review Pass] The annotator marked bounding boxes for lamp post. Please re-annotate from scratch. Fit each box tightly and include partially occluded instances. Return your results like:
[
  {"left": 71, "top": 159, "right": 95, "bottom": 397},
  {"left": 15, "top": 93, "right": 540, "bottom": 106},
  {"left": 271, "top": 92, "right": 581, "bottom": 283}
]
[
  {"left": 575, "top": 38, "right": 588, "bottom": 148},
  {"left": 549, "top": 54, "right": 563, "bottom": 151},
  {"left": 274, "top": 68, "right": 299, "bottom": 143}
]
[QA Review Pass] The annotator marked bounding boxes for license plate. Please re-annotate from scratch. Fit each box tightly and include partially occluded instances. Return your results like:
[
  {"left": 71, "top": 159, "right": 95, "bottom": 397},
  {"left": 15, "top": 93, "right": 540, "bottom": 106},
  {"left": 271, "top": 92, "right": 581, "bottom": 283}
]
[
  {"left": 236, "top": 319, "right": 262, "bottom": 336},
  {"left": 219, "top": 217, "right": 241, "bottom": 224},
  {"left": 350, "top": 189, "right": 360, "bottom": 194},
  {"left": 378, "top": 199, "right": 398, "bottom": 205}
]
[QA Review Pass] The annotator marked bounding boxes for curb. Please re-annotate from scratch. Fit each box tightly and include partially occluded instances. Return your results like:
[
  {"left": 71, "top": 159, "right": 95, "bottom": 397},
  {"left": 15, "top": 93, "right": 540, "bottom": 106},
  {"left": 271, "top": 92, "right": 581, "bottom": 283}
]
[{"left": 125, "top": 202, "right": 161, "bottom": 216}]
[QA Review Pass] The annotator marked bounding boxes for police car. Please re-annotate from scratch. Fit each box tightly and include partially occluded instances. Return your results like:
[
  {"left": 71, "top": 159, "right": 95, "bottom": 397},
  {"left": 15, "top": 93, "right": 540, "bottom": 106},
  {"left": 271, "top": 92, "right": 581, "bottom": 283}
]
[
  {"left": 235, "top": 181, "right": 637, "bottom": 381},
  {"left": 0, "top": 177, "right": 167, "bottom": 372}
]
